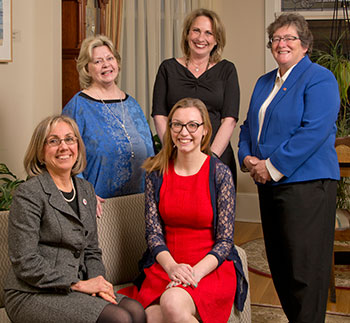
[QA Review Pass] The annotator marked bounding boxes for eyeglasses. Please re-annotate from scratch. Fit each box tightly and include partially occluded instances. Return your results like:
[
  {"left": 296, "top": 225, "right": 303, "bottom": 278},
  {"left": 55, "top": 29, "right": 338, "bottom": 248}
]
[
  {"left": 169, "top": 121, "right": 204, "bottom": 133},
  {"left": 270, "top": 36, "right": 300, "bottom": 44},
  {"left": 45, "top": 136, "right": 78, "bottom": 147}
]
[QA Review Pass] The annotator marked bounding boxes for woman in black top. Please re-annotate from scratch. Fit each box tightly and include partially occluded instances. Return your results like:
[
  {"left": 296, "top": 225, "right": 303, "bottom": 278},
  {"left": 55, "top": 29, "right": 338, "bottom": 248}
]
[{"left": 152, "top": 8, "right": 240, "bottom": 186}]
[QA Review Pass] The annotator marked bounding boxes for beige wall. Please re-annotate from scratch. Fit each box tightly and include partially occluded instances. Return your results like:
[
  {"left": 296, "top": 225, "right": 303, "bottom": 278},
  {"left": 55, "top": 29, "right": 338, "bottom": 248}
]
[
  {"left": 0, "top": 0, "right": 61, "bottom": 178},
  {"left": 0, "top": 0, "right": 264, "bottom": 221},
  {"left": 214, "top": 0, "right": 266, "bottom": 221}
]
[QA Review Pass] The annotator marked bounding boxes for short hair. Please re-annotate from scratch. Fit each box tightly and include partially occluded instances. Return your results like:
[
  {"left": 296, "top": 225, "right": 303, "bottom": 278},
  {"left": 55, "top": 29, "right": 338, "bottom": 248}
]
[
  {"left": 24, "top": 115, "right": 86, "bottom": 178},
  {"left": 181, "top": 8, "right": 226, "bottom": 63},
  {"left": 143, "top": 97, "right": 212, "bottom": 174},
  {"left": 267, "top": 13, "right": 313, "bottom": 53},
  {"left": 77, "top": 34, "right": 121, "bottom": 89}
]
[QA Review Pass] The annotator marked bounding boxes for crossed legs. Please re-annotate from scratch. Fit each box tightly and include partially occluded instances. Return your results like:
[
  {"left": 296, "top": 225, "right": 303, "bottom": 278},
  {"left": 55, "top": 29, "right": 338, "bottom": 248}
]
[
  {"left": 97, "top": 297, "right": 146, "bottom": 323},
  {"left": 145, "top": 287, "right": 200, "bottom": 323}
]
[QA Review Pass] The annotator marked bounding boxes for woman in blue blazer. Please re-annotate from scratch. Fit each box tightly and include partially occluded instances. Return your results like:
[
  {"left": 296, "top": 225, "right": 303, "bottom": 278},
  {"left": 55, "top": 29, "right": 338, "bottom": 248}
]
[
  {"left": 238, "top": 13, "right": 340, "bottom": 323},
  {"left": 4, "top": 115, "right": 145, "bottom": 323}
]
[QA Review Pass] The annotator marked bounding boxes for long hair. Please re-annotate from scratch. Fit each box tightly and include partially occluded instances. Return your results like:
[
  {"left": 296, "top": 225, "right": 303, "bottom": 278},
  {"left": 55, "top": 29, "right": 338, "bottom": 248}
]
[
  {"left": 24, "top": 115, "right": 86, "bottom": 178},
  {"left": 181, "top": 8, "right": 226, "bottom": 63},
  {"left": 143, "top": 98, "right": 212, "bottom": 174}
]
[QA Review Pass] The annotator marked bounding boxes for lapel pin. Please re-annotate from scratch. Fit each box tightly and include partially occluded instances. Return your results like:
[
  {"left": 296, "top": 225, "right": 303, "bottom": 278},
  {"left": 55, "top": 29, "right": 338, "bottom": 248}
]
[
  {"left": 283, "top": 87, "right": 287, "bottom": 91},
  {"left": 82, "top": 198, "right": 87, "bottom": 205}
]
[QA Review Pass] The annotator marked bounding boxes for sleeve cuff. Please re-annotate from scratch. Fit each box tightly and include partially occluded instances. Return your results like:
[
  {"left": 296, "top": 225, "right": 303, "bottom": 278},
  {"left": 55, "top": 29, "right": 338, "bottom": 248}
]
[
  {"left": 266, "top": 159, "right": 284, "bottom": 182},
  {"left": 208, "top": 251, "right": 223, "bottom": 267},
  {"left": 152, "top": 245, "right": 169, "bottom": 259}
]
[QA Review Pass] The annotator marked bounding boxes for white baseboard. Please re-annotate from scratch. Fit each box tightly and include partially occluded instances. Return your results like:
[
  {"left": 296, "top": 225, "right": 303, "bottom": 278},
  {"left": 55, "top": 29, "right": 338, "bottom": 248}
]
[{"left": 236, "top": 192, "right": 261, "bottom": 223}]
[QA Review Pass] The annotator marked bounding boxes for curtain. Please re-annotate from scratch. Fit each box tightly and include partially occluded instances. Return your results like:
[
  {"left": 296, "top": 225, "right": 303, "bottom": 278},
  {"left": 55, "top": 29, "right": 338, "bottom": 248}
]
[
  {"left": 105, "top": 0, "right": 124, "bottom": 50},
  {"left": 117, "top": 0, "right": 213, "bottom": 130}
]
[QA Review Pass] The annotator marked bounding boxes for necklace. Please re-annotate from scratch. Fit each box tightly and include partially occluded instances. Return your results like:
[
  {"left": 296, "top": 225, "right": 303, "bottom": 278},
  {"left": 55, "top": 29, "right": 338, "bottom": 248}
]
[
  {"left": 96, "top": 93, "right": 135, "bottom": 158},
  {"left": 60, "top": 178, "right": 76, "bottom": 203},
  {"left": 185, "top": 57, "right": 210, "bottom": 73}
]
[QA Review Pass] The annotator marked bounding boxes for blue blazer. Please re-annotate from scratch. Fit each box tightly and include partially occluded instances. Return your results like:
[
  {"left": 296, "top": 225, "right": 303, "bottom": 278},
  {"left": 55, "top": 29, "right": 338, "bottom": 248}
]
[{"left": 238, "top": 55, "right": 340, "bottom": 184}]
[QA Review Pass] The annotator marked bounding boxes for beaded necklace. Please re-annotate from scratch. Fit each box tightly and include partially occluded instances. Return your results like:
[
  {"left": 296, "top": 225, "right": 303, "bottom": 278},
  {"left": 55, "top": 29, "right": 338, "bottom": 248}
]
[{"left": 96, "top": 94, "right": 135, "bottom": 158}]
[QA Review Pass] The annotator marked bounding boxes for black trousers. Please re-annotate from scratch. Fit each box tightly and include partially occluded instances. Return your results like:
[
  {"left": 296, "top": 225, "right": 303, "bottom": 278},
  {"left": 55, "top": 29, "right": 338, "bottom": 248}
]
[{"left": 258, "top": 179, "right": 337, "bottom": 323}]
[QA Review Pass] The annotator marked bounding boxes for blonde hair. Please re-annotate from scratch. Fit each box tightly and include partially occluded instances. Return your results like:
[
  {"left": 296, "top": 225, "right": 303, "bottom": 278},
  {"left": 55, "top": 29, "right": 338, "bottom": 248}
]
[
  {"left": 24, "top": 115, "right": 86, "bottom": 178},
  {"left": 77, "top": 34, "right": 121, "bottom": 89},
  {"left": 143, "top": 98, "right": 212, "bottom": 174},
  {"left": 181, "top": 8, "right": 226, "bottom": 64}
]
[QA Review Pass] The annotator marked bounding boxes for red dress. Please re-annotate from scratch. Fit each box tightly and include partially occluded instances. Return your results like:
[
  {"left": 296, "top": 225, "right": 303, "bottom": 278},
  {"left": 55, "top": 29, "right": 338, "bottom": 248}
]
[{"left": 121, "top": 157, "right": 236, "bottom": 323}]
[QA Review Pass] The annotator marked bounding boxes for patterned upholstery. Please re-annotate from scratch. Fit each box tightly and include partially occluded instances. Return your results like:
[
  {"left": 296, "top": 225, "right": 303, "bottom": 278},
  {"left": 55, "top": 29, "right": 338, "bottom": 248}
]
[
  {"left": 228, "top": 246, "right": 251, "bottom": 323},
  {"left": 98, "top": 193, "right": 147, "bottom": 285},
  {"left": 0, "top": 194, "right": 251, "bottom": 323},
  {"left": 100, "top": 193, "right": 251, "bottom": 323},
  {"left": 0, "top": 211, "right": 11, "bottom": 322}
]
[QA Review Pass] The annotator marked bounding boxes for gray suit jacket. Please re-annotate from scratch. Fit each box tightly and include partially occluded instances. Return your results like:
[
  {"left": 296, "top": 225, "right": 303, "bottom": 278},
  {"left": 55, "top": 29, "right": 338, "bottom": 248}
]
[{"left": 5, "top": 170, "right": 105, "bottom": 294}]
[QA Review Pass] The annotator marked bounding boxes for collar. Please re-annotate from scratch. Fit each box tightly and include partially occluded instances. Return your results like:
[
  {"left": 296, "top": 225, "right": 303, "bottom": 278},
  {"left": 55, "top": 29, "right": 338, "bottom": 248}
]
[{"left": 276, "top": 62, "right": 298, "bottom": 83}]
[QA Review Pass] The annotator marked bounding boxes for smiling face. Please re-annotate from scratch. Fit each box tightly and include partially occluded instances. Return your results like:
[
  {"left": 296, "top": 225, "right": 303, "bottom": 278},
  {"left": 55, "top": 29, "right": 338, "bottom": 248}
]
[
  {"left": 187, "top": 15, "right": 217, "bottom": 59},
  {"left": 271, "top": 24, "right": 308, "bottom": 75},
  {"left": 170, "top": 107, "right": 207, "bottom": 155},
  {"left": 88, "top": 45, "right": 119, "bottom": 87},
  {"left": 43, "top": 121, "right": 78, "bottom": 178}
]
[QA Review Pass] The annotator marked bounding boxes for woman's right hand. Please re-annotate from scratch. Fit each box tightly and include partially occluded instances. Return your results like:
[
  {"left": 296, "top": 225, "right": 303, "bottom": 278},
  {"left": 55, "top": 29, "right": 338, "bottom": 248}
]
[
  {"left": 166, "top": 263, "right": 197, "bottom": 288},
  {"left": 243, "top": 155, "right": 260, "bottom": 171},
  {"left": 71, "top": 275, "right": 117, "bottom": 304}
]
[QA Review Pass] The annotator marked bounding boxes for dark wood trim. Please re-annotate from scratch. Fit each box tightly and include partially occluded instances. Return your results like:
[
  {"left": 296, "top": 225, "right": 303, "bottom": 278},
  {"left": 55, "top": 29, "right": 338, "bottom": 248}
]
[
  {"left": 98, "top": 0, "right": 109, "bottom": 35},
  {"left": 77, "top": 0, "right": 86, "bottom": 47}
]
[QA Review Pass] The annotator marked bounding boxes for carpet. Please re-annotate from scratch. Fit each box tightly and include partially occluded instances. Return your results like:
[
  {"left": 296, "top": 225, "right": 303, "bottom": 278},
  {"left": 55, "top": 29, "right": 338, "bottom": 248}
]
[
  {"left": 251, "top": 304, "right": 350, "bottom": 322},
  {"left": 240, "top": 238, "right": 350, "bottom": 289}
]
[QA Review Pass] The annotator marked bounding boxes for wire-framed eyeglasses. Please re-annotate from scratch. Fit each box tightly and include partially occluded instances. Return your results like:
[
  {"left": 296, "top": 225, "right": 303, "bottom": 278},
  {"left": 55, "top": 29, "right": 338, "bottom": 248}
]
[
  {"left": 270, "top": 36, "right": 300, "bottom": 44},
  {"left": 169, "top": 121, "right": 204, "bottom": 133},
  {"left": 45, "top": 136, "right": 78, "bottom": 147}
]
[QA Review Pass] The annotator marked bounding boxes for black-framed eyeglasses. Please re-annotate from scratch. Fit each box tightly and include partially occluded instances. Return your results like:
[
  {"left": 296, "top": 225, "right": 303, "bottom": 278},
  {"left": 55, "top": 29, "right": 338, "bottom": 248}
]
[
  {"left": 45, "top": 136, "right": 78, "bottom": 147},
  {"left": 269, "top": 36, "right": 300, "bottom": 44},
  {"left": 169, "top": 121, "right": 204, "bottom": 133}
]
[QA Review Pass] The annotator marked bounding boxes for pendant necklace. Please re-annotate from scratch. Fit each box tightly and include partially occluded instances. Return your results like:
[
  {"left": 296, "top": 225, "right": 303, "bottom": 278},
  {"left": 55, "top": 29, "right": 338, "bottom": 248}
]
[
  {"left": 185, "top": 57, "right": 210, "bottom": 73},
  {"left": 96, "top": 93, "right": 135, "bottom": 158},
  {"left": 60, "top": 178, "right": 76, "bottom": 203}
]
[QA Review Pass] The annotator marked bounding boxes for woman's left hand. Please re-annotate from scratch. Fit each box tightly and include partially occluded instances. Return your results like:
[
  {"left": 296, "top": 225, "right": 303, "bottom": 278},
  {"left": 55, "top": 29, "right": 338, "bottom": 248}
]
[
  {"left": 96, "top": 291, "right": 118, "bottom": 304},
  {"left": 166, "top": 276, "right": 199, "bottom": 289},
  {"left": 167, "top": 263, "right": 197, "bottom": 287},
  {"left": 166, "top": 269, "right": 201, "bottom": 289}
]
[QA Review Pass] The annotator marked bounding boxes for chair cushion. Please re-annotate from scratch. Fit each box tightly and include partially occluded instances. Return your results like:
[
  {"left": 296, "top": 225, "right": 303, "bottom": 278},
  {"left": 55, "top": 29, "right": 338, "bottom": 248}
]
[
  {"left": 97, "top": 193, "right": 147, "bottom": 285},
  {"left": 335, "top": 209, "right": 350, "bottom": 230}
]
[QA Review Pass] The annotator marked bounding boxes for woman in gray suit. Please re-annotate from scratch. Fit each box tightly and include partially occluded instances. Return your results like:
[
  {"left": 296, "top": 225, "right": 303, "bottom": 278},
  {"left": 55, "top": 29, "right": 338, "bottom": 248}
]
[{"left": 4, "top": 115, "right": 146, "bottom": 323}]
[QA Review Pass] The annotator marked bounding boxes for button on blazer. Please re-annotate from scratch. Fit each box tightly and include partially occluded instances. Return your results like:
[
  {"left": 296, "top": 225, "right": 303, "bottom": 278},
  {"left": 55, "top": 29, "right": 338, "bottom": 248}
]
[{"left": 5, "top": 170, "right": 105, "bottom": 293}]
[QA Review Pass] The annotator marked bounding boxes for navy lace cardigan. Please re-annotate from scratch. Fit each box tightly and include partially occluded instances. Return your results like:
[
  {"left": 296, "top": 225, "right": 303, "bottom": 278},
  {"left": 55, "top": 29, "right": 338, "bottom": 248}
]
[{"left": 135, "top": 157, "right": 248, "bottom": 311}]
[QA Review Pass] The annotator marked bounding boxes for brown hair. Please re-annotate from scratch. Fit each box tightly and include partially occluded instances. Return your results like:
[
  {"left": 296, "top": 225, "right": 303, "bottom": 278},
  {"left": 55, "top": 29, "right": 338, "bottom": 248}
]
[
  {"left": 181, "top": 8, "right": 226, "bottom": 63},
  {"left": 24, "top": 115, "right": 86, "bottom": 178},
  {"left": 77, "top": 34, "right": 121, "bottom": 89},
  {"left": 143, "top": 98, "right": 212, "bottom": 174},
  {"left": 267, "top": 13, "right": 313, "bottom": 53}
]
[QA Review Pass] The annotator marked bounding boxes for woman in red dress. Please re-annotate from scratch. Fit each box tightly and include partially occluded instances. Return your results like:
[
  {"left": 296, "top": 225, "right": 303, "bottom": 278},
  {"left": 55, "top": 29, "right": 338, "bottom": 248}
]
[{"left": 120, "top": 98, "right": 247, "bottom": 322}]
